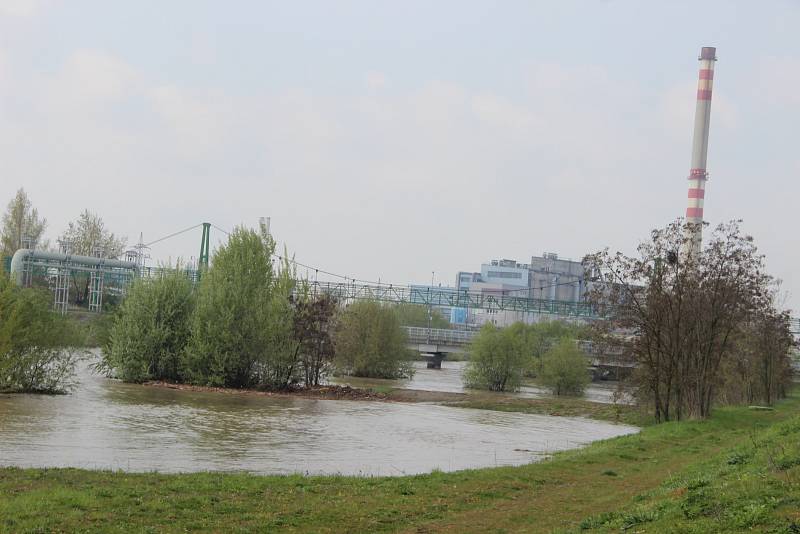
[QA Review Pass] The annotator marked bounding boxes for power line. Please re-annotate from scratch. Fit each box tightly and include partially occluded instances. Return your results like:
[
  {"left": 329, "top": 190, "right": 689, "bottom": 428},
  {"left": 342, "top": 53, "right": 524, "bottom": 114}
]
[
  {"left": 151, "top": 222, "right": 589, "bottom": 296},
  {"left": 209, "top": 222, "right": 392, "bottom": 286},
  {"left": 145, "top": 224, "right": 204, "bottom": 247}
]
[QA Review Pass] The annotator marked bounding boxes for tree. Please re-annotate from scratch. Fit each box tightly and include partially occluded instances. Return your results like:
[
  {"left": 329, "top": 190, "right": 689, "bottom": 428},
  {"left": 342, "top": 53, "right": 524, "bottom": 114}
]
[
  {"left": 257, "top": 252, "right": 301, "bottom": 390},
  {"left": 60, "top": 210, "right": 127, "bottom": 305},
  {"left": 585, "top": 219, "right": 786, "bottom": 422},
  {"left": 463, "top": 323, "right": 528, "bottom": 392},
  {"left": 334, "top": 300, "right": 414, "bottom": 379},
  {"left": 392, "top": 303, "right": 450, "bottom": 329},
  {"left": 1, "top": 188, "right": 47, "bottom": 256},
  {"left": 60, "top": 209, "right": 126, "bottom": 257},
  {"left": 185, "top": 227, "right": 276, "bottom": 388},
  {"left": 524, "top": 320, "right": 585, "bottom": 376},
  {"left": 101, "top": 268, "right": 194, "bottom": 383},
  {"left": 294, "top": 288, "right": 338, "bottom": 387},
  {"left": 0, "top": 273, "right": 81, "bottom": 393},
  {"left": 722, "top": 304, "right": 795, "bottom": 406},
  {"left": 539, "top": 338, "right": 590, "bottom": 396}
]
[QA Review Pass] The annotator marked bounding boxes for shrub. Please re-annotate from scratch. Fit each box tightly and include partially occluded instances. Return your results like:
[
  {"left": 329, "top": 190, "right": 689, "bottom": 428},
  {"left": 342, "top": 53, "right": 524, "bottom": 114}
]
[
  {"left": 334, "top": 300, "right": 414, "bottom": 379},
  {"left": 392, "top": 303, "right": 449, "bottom": 329},
  {"left": 464, "top": 323, "right": 528, "bottom": 392},
  {"left": 539, "top": 338, "right": 590, "bottom": 396},
  {"left": 0, "top": 274, "right": 81, "bottom": 393},
  {"left": 185, "top": 227, "right": 278, "bottom": 388},
  {"left": 102, "top": 269, "right": 194, "bottom": 382}
]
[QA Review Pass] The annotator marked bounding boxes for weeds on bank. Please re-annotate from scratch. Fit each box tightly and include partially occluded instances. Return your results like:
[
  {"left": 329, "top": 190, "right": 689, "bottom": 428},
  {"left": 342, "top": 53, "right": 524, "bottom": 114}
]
[{"left": 574, "top": 402, "right": 800, "bottom": 533}]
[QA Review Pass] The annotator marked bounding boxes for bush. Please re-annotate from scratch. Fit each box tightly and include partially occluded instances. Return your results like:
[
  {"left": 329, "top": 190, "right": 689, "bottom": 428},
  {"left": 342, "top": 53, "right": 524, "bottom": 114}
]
[
  {"left": 523, "top": 320, "right": 586, "bottom": 377},
  {"left": 0, "top": 275, "right": 82, "bottom": 393},
  {"left": 539, "top": 338, "right": 590, "bottom": 396},
  {"left": 184, "top": 227, "right": 279, "bottom": 388},
  {"left": 101, "top": 269, "right": 194, "bottom": 382},
  {"left": 464, "top": 323, "right": 528, "bottom": 392},
  {"left": 334, "top": 300, "right": 414, "bottom": 379},
  {"left": 392, "top": 303, "right": 449, "bottom": 329}
]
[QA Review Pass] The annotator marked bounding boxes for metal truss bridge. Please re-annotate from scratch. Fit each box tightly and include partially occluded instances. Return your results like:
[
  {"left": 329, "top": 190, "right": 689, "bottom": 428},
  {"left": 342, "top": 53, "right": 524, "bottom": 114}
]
[{"left": 307, "top": 280, "right": 597, "bottom": 318}]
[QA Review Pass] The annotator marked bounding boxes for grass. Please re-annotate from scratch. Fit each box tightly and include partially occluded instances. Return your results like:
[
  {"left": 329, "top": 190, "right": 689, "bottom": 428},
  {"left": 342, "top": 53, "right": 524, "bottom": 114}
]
[{"left": 2, "top": 393, "right": 800, "bottom": 533}]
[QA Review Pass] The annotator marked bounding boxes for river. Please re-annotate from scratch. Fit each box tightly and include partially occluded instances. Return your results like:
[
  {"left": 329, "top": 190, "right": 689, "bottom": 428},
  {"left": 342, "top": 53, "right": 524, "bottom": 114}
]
[
  {"left": 0, "top": 359, "right": 637, "bottom": 476},
  {"left": 333, "top": 360, "right": 626, "bottom": 403}
]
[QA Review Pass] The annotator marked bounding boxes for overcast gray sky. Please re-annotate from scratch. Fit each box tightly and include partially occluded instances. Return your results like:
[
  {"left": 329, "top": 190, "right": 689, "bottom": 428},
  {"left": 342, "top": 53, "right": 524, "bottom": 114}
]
[{"left": 2, "top": 1, "right": 799, "bottom": 309}]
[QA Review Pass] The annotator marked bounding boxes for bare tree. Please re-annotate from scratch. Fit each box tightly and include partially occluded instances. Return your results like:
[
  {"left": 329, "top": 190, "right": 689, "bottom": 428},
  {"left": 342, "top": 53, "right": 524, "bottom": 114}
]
[
  {"left": 293, "top": 291, "right": 338, "bottom": 387},
  {"left": 585, "top": 219, "right": 790, "bottom": 422}
]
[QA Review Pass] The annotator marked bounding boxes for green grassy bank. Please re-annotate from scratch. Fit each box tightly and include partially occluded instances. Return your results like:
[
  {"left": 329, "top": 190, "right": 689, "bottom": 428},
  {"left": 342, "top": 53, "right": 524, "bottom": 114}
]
[{"left": 2, "top": 393, "right": 800, "bottom": 533}]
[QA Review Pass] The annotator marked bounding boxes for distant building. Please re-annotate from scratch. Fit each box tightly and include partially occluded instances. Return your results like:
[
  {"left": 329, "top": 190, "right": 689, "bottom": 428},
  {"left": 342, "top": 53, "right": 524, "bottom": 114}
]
[
  {"left": 528, "top": 253, "right": 585, "bottom": 302},
  {"left": 451, "top": 253, "right": 590, "bottom": 327},
  {"left": 455, "top": 271, "right": 481, "bottom": 291}
]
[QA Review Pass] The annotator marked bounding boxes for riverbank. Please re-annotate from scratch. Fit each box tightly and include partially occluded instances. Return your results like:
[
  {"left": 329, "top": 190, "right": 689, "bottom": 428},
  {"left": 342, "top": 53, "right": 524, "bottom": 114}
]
[{"left": 2, "top": 391, "right": 798, "bottom": 532}]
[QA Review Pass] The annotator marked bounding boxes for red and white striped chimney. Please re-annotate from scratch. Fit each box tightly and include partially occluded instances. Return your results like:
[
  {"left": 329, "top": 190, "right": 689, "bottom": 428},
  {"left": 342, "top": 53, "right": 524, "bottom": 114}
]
[{"left": 685, "top": 46, "right": 717, "bottom": 254}]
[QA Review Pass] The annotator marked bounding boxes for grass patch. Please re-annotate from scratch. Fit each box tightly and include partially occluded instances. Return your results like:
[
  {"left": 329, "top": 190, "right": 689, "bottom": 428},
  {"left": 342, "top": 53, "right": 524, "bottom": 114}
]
[{"left": 1, "top": 393, "right": 799, "bottom": 532}]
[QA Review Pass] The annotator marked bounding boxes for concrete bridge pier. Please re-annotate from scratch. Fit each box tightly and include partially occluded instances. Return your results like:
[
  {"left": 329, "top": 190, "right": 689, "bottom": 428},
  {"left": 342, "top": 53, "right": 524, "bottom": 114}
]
[{"left": 423, "top": 352, "right": 446, "bottom": 369}]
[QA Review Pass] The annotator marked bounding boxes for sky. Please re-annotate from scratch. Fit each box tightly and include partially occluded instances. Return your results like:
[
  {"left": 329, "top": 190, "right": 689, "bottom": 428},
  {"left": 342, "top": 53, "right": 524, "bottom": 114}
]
[{"left": 1, "top": 1, "right": 799, "bottom": 309}]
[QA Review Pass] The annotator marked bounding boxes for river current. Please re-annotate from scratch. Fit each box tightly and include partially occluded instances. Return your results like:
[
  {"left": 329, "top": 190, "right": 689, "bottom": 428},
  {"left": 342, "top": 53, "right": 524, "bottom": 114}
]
[{"left": 0, "top": 358, "right": 637, "bottom": 476}]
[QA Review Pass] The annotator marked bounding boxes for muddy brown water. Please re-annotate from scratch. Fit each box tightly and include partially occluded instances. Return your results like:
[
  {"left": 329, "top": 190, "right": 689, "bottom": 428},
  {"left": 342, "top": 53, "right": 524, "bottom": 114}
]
[
  {"left": 0, "top": 359, "right": 637, "bottom": 476},
  {"left": 333, "top": 361, "right": 626, "bottom": 403}
]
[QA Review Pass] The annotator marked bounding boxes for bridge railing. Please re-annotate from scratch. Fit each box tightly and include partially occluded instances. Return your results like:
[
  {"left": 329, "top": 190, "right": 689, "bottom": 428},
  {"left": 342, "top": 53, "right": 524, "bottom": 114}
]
[
  {"left": 309, "top": 281, "right": 598, "bottom": 318},
  {"left": 403, "top": 326, "right": 477, "bottom": 346}
]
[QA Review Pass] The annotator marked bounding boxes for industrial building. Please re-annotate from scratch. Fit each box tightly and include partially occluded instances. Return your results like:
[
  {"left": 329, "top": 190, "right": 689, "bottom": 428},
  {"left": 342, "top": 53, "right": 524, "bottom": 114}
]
[{"left": 452, "top": 253, "right": 589, "bottom": 327}]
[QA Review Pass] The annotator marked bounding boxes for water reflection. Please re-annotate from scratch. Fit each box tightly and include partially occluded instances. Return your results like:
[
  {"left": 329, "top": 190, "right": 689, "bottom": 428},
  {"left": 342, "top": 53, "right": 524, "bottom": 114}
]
[
  {"left": 333, "top": 360, "right": 625, "bottom": 403},
  {"left": 0, "top": 358, "right": 637, "bottom": 476}
]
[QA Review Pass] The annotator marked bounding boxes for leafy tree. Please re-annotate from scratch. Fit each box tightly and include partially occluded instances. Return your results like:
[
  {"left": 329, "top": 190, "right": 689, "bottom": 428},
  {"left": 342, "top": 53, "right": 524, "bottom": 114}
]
[
  {"left": 257, "top": 253, "right": 300, "bottom": 390},
  {"left": 1, "top": 188, "right": 47, "bottom": 256},
  {"left": 185, "top": 227, "right": 275, "bottom": 388},
  {"left": 525, "top": 320, "right": 586, "bottom": 376},
  {"left": 539, "top": 338, "right": 589, "bottom": 396},
  {"left": 392, "top": 303, "right": 449, "bottom": 329},
  {"left": 0, "top": 273, "right": 81, "bottom": 393},
  {"left": 59, "top": 210, "right": 127, "bottom": 305},
  {"left": 464, "top": 323, "right": 528, "bottom": 392},
  {"left": 294, "top": 287, "right": 338, "bottom": 387},
  {"left": 334, "top": 300, "right": 414, "bottom": 379},
  {"left": 101, "top": 268, "right": 194, "bottom": 383},
  {"left": 59, "top": 209, "right": 126, "bottom": 257}
]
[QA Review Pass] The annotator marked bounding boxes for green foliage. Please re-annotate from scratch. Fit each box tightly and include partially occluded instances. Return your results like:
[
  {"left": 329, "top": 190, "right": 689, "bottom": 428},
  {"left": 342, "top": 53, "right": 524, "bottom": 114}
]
[
  {"left": 59, "top": 209, "right": 126, "bottom": 258},
  {"left": 185, "top": 227, "right": 277, "bottom": 389},
  {"left": 257, "top": 253, "right": 300, "bottom": 390},
  {"left": 524, "top": 320, "right": 585, "bottom": 376},
  {"left": 463, "top": 323, "right": 528, "bottom": 392},
  {"left": 539, "top": 338, "right": 589, "bottom": 396},
  {"left": 0, "top": 274, "right": 81, "bottom": 393},
  {"left": 102, "top": 224, "right": 336, "bottom": 391},
  {"left": 392, "top": 303, "right": 449, "bottom": 329},
  {"left": 1, "top": 188, "right": 47, "bottom": 256},
  {"left": 101, "top": 269, "right": 194, "bottom": 383},
  {"left": 334, "top": 300, "right": 414, "bottom": 379}
]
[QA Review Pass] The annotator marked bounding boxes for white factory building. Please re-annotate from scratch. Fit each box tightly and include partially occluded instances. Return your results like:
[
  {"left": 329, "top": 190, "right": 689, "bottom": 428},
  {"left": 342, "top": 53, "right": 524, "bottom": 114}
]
[{"left": 453, "top": 253, "right": 589, "bottom": 328}]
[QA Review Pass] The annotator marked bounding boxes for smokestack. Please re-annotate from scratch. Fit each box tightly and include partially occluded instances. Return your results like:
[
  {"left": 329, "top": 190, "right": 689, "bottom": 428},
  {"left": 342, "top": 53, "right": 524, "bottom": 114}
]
[{"left": 685, "top": 46, "right": 717, "bottom": 254}]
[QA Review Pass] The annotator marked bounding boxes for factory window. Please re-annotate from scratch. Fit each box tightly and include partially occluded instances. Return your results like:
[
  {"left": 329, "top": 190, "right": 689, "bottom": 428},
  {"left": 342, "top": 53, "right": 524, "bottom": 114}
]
[{"left": 487, "top": 271, "right": 522, "bottom": 279}]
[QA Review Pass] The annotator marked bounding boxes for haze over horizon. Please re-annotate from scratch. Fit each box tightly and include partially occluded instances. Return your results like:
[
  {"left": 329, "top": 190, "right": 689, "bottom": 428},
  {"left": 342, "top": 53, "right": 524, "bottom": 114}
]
[{"left": 2, "top": 1, "right": 798, "bottom": 309}]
